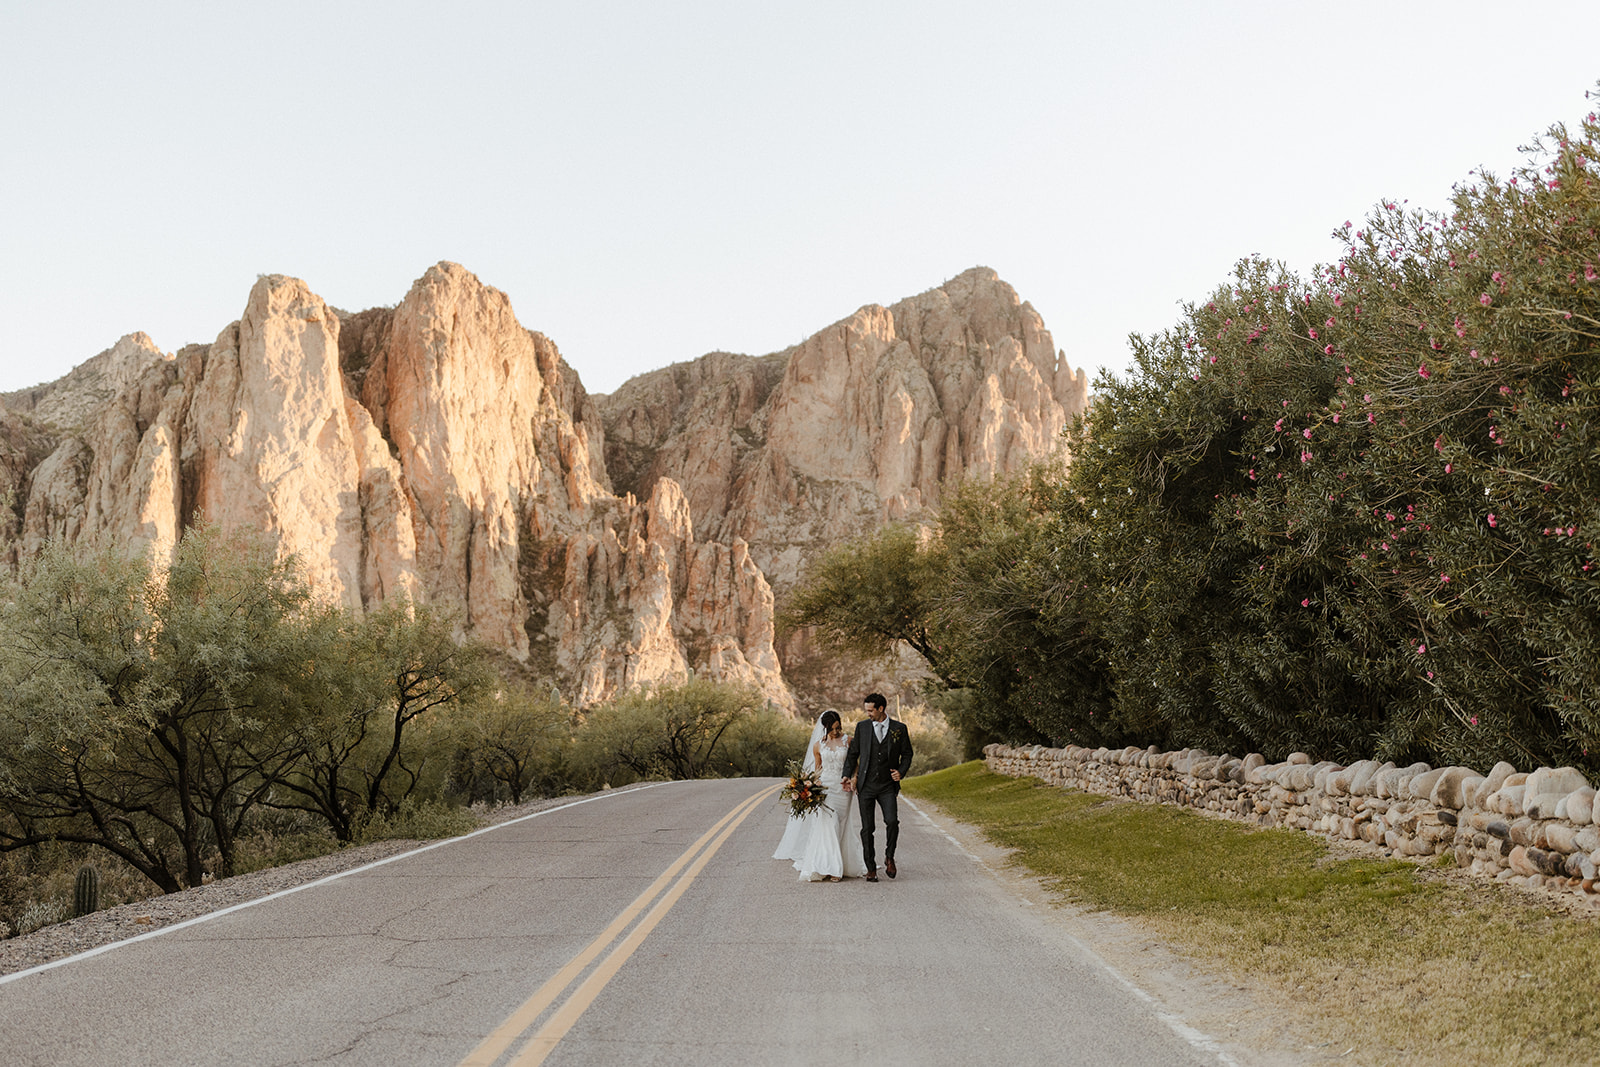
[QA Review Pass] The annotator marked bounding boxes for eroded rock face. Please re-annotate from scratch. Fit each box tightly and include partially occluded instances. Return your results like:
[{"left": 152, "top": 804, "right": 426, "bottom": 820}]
[
  {"left": 601, "top": 267, "right": 1087, "bottom": 584},
  {"left": 5, "top": 264, "right": 1083, "bottom": 710},
  {"left": 597, "top": 267, "right": 1090, "bottom": 700}
]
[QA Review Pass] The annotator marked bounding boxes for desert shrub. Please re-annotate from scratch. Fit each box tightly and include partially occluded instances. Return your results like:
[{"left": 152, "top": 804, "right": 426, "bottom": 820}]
[
  {"left": 355, "top": 796, "right": 477, "bottom": 843},
  {"left": 570, "top": 678, "right": 762, "bottom": 785},
  {"left": 446, "top": 688, "right": 573, "bottom": 806},
  {"left": 715, "top": 705, "right": 812, "bottom": 778}
]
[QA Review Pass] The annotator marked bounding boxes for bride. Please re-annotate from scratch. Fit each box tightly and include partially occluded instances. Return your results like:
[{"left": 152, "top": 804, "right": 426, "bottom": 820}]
[{"left": 773, "top": 710, "right": 868, "bottom": 882}]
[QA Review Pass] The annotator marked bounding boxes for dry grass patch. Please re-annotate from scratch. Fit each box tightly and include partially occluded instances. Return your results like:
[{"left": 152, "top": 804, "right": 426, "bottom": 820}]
[{"left": 903, "top": 762, "right": 1600, "bottom": 1066}]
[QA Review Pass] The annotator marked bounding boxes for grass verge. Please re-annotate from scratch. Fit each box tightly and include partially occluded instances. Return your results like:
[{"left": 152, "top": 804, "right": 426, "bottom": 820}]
[{"left": 903, "top": 761, "right": 1600, "bottom": 1067}]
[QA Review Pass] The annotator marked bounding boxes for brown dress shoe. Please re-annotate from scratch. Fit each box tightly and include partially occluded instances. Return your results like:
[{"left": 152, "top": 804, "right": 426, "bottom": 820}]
[
  {"left": 884, "top": 858, "right": 897, "bottom": 879},
  {"left": 864, "top": 872, "right": 879, "bottom": 882}
]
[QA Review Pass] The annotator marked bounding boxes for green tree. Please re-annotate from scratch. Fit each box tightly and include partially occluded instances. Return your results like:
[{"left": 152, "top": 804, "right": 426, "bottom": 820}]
[
  {"left": 0, "top": 526, "right": 324, "bottom": 890},
  {"left": 780, "top": 524, "right": 955, "bottom": 686},
  {"left": 929, "top": 463, "right": 1123, "bottom": 749},
  {"left": 449, "top": 687, "right": 571, "bottom": 805},
  {"left": 268, "top": 599, "right": 489, "bottom": 840}
]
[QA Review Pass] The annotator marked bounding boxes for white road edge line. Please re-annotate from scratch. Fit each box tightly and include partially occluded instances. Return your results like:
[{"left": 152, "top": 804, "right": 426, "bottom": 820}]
[
  {"left": 0, "top": 781, "right": 678, "bottom": 988},
  {"left": 904, "top": 797, "right": 1242, "bottom": 1067}
]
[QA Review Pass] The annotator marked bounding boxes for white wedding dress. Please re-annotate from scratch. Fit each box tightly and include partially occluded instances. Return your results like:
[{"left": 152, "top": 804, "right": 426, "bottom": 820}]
[{"left": 773, "top": 734, "right": 868, "bottom": 881}]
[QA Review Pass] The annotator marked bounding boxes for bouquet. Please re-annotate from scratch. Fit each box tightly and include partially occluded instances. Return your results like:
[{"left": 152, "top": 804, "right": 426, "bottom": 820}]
[{"left": 780, "top": 759, "right": 832, "bottom": 819}]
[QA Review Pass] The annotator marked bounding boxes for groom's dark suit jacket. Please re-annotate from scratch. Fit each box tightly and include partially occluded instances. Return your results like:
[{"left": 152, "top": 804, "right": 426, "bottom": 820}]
[{"left": 842, "top": 717, "right": 913, "bottom": 796}]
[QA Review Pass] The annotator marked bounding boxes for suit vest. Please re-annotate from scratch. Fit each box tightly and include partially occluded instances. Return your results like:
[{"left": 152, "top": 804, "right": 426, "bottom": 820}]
[{"left": 863, "top": 726, "right": 894, "bottom": 783}]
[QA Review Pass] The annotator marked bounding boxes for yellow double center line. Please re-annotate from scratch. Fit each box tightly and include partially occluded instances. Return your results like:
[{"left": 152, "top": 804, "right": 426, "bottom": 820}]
[{"left": 458, "top": 783, "right": 781, "bottom": 1067}]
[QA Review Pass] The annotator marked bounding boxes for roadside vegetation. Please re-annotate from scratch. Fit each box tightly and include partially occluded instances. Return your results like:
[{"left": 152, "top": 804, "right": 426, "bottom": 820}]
[{"left": 906, "top": 762, "right": 1600, "bottom": 1066}]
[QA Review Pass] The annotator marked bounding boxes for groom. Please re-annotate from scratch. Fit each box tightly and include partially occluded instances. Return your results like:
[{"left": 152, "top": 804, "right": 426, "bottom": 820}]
[{"left": 842, "top": 692, "right": 913, "bottom": 882}]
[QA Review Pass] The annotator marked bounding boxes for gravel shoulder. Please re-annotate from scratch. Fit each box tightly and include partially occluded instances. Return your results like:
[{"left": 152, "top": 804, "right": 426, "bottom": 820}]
[{"left": 0, "top": 790, "right": 630, "bottom": 979}]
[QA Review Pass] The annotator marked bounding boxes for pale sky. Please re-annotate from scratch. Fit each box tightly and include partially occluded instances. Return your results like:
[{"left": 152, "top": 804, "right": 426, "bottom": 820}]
[{"left": 3, "top": 2, "right": 1597, "bottom": 398}]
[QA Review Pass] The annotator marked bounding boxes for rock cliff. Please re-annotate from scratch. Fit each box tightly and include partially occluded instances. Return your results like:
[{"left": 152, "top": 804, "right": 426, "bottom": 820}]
[
  {"left": 597, "top": 267, "right": 1089, "bottom": 697},
  {"left": 2, "top": 264, "right": 1086, "bottom": 709}
]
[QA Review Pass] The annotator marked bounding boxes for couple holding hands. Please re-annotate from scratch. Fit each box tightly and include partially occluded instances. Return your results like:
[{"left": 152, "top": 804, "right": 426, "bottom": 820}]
[{"left": 772, "top": 693, "right": 913, "bottom": 883}]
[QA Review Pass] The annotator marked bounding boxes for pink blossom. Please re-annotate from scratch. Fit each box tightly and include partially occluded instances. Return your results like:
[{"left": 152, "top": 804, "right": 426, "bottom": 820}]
[
  {"left": 1309, "top": 327, "right": 1319, "bottom": 340},
  {"left": 1440, "top": 574, "right": 1450, "bottom": 583},
  {"left": 1418, "top": 364, "right": 1430, "bottom": 378},
  {"left": 1444, "top": 463, "right": 1453, "bottom": 474},
  {"left": 1324, "top": 344, "right": 1335, "bottom": 355},
  {"left": 1588, "top": 265, "right": 1598, "bottom": 282},
  {"left": 1487, "top": 513, "right": 1497, "bottom": 528},
  {"left": 1479, "top": 293, "right": 1493, "bottom": 306},
  {"left": 1302, "top": 428, "right": 1313, "bottom": 439},
  {"left": 1416, "top": 644, "right": 1426, "bottom": 655},
  {"left": 1386, "top": 513, "right": 1395, "bottom": 522},
  {"left": 1332, "top": 413, "right": 1341, "bottom": 423},
  {"left": 1301, "top": 598, "right": 1310, "bottom": 607},
  {"left": 1469, "top": 716, "right": 1478, "bottom": 726}
]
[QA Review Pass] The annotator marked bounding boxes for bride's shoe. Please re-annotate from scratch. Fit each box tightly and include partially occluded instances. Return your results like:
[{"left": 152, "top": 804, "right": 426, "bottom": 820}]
[{"left": 828, "top": 876, "right": 841, "bottom": 882}]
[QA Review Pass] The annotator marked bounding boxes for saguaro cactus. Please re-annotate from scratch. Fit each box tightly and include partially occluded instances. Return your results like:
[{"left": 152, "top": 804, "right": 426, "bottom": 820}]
[{"left": 73, "top": 865, "right": 100, "bottom": 917}]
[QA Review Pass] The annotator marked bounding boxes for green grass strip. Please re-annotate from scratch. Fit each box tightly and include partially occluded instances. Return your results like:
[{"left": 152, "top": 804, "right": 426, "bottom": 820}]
[{"left": 904, "top": 762, "right": 1600, "bottom": 1066}]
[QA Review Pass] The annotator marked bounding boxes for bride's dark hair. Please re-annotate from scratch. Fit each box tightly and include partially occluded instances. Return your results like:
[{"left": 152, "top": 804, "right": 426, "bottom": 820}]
[{"left": 819, "top": 709, "right": 841, "bottom": 735}]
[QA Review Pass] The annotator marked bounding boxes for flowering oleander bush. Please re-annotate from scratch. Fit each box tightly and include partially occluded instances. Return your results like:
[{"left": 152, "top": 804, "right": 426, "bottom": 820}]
[{"left": 1024, "top": 92, "right": 1600, "bottom": 768}]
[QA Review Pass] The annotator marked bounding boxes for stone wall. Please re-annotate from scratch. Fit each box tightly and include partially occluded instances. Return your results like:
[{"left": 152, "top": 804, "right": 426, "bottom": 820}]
[{"left": 984, "top": 743, "right": 1600, "bottom": 906}]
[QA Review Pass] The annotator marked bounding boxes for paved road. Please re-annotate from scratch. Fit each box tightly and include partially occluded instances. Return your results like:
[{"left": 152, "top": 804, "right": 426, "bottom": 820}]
[{"left": 0, "top": 779, "right": 1232, "bottom": 1065}]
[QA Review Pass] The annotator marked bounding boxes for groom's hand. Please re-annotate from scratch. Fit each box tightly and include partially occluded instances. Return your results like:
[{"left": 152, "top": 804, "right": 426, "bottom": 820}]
[{"left": 890, "top": 770, "right": 901, "bottom": 782}]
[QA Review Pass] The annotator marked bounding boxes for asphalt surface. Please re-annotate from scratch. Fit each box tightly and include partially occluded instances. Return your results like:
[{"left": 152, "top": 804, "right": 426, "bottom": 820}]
[{"left": 0, "top": 778, "right": 1231, "bottom": 1066}]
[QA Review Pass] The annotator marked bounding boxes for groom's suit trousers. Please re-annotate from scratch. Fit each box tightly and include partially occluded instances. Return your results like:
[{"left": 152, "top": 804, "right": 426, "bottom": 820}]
[{"left": 857, "top": 787, "right": 898, "bottom": 870}]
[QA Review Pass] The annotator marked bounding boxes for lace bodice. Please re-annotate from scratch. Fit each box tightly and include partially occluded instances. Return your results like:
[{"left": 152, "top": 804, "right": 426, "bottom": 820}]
[{"left": 817, "top": 738, "right": 849, "bottom": 780}]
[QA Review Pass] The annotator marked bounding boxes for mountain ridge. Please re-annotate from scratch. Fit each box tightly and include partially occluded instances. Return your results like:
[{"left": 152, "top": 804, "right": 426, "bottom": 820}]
[{"left": 0, "top": 263, "right": 1087, "bottom": 710}]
